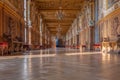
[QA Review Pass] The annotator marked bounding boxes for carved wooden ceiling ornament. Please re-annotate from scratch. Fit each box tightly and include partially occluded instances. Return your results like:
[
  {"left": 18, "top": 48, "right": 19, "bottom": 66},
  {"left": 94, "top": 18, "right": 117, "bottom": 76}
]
[{"left": 33, "top": 0, "right": 88, "bottom": 35}]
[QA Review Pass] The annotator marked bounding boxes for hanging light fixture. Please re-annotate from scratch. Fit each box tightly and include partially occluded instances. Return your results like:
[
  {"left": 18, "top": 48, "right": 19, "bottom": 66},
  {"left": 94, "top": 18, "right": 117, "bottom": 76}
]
[
  {"left": 55, "top": 0, "right": 64, "bottom": 38},
  {"left": 55, "top": 0, "right": 64, "bottom": 20},
  {"left": 57, "top": 24, "right": 62, "bottom": 32},
  {"left": 56, "top": 23, "right": 62, "bottom": 38}
]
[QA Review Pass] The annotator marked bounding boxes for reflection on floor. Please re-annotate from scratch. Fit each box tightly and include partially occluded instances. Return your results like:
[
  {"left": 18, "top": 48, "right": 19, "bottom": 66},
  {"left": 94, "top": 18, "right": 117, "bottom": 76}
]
[{"left": 0, "top": 48, "right": 120, "bottom": 80}]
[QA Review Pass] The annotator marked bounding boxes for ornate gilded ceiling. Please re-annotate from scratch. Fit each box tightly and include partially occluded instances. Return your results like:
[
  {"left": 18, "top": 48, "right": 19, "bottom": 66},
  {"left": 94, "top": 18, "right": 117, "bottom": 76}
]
[{"left": 33, "top": 0, "right": 87, "bottom": 35}]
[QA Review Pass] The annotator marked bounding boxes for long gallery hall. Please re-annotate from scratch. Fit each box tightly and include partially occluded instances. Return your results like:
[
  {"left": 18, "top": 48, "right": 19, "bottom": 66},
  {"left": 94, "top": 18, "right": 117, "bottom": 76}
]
[{"left": 0, "top": 0, "right": 120, "bottom": 80}]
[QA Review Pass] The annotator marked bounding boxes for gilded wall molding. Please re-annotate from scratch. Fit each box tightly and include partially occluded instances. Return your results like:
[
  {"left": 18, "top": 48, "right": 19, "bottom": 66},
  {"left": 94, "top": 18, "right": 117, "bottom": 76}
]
[
  {"left": 0, "top": 1, "right": 24, "bottom": 24},
  {"left": 97, "top": 7, "right": 120, "bottom": 25}
]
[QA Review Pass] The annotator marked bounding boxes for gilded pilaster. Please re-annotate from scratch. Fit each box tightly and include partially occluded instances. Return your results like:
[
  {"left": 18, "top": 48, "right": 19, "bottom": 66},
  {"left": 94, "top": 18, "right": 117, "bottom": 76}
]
[{"left": 0, "top": 4, "right": 3, "bottom": 37}]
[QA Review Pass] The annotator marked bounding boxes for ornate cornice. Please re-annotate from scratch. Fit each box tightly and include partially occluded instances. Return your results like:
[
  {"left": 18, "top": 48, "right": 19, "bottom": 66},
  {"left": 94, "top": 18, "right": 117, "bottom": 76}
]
[
  {"left": 97, "top": 7, "right": 120, "bottom": 25},
  {"left": 0, "top": 0, "right": 24, "bottom": 23}
]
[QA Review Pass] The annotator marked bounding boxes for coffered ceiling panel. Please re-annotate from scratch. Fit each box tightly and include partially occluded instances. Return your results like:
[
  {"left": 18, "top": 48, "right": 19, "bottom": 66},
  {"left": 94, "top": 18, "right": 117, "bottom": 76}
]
[
  {"left": 33, "top": 0, "right": 87, "bottom": 35},
  {"left": 35, "top": 0, "right": 84, "bottom": 9}
]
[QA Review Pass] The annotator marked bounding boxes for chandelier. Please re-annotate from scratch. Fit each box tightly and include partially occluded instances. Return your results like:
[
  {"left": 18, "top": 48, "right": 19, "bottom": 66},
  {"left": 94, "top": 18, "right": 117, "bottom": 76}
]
[
  {"left": 55, "top": 0, "right": 64, "bottom": 20},
  {"left": 55, "top": 0, "right": 64, "bottom": 38},
  {"left": 57, "top": 24, "right": 62, "bottom": 32},
  {"left": 56, "top": 24, "right": 62, "bottom": 37},
  {"left": 56, "top": 8, "right": 64, "bottom": 20}
]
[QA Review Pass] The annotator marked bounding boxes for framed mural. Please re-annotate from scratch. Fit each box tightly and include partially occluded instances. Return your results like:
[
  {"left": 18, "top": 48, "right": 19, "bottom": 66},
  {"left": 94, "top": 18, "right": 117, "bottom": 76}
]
[
  {"left": 111, "top": 17, "right": 120, "bottom": 36},
  {"left": 107, "top": 0, "right": 120, "bottom": 8}
]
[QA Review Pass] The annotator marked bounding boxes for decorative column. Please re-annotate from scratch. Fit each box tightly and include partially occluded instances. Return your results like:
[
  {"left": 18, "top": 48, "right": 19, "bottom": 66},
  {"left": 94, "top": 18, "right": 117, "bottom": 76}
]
[
  {"left": 0, "top": 4, "right": 3, "bottom": 37},
  {"left": 27, "top": 0, "right": 31, "bottom": 45},
  {"left": 89, "top": 26, "right": 94, "bottom": 50},
  {"left": 76, "top": 18, "right": 80, "bottom": 48},
  {"left": 42, "top": 23, "right": 45, "bottom": 47},
  {"left": 89, "top": 1, "right": 95, "bottom": 50}
]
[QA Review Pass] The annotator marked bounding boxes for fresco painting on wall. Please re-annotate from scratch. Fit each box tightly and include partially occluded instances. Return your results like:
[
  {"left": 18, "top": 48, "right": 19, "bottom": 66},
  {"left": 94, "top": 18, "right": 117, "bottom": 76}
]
[
  {"left": 116, "top": 16, "right": 120, "bottom": 35},
  {"left": 111, "top": 16, "right": 120, "bottom": 37},
  {"left": 108, "top": 0, "right": 120, "bottom": 8}
]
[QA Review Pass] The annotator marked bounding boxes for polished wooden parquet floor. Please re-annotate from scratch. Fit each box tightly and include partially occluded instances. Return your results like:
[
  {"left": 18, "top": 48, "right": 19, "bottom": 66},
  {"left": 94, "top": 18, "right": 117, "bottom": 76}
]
[{"left": 0, "top": 48, "right": 120, "bottom": 80}]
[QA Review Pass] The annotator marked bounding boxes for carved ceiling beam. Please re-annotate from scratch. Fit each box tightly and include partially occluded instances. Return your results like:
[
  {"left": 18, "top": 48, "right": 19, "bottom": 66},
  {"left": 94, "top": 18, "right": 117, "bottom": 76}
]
[
  {"left": 44, "top": 19, "right": 73, "bottom": 23},
  {"left": 47, "top": 25, "right": 70, "bottom": 28},
  {"left": 38, "top": 9, "right": 81, "bottom": 11},
  {"left": 50, "top": 28, "right": 69, "bottom": 31},
  {"left": 50, "top": 31, "right": 69, "bottom": 34},
  {"left": 37, "top": 9, "right": 82, "bottom": 12},
  {"left": 42, "top": 16, "right": 77, "bottom": 20},
  {"left": 49, "top": 28, "right": 68, "bottom": 30},
  {"left": 32, "top": 0, "right": 89, "bottom": 36},
  {"left": 46, "top": 23, "right": 71, "bottom": 25}
]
